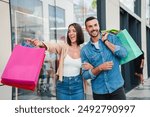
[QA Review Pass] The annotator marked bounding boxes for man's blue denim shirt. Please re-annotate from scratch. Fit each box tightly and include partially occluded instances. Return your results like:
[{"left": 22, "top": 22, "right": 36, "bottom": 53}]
[{"left": 81, "top": 34, "right": 127, "bottom": 94}]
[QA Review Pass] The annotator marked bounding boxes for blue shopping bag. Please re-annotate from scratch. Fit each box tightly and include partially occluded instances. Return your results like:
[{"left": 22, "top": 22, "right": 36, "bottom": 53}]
[{"left": 117, "top": 29, "right": 142, "bottom": 64}]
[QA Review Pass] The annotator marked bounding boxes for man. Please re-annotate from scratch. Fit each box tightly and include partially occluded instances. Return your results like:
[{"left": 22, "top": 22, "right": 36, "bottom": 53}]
[{"left": 81, "top": 16, "right": 127, "bottom": 100}]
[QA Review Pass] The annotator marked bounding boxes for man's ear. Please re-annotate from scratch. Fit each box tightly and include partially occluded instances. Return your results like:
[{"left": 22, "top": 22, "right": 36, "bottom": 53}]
[{"left": 85, "top": 26, "right": 88, "bottom": 32}]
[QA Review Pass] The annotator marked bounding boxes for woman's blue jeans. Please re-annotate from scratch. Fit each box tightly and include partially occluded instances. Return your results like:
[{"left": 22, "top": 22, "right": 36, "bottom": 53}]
[{"left": 56, "top": 75, "right": 84, "bottom": 100}]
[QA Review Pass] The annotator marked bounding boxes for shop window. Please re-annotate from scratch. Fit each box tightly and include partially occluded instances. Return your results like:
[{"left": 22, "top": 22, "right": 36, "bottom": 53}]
[
  {"left": 10, "top": 0, "right": 43, "bottom": 47},
  {"left": 49, "top": 5, "right": 66, "bottom": 41},
  {"left": 10, "top": 0, "right": 44, "bottom": 100},
  {"left": 120, "top": 0, "right": 141, "bottom": 17}
]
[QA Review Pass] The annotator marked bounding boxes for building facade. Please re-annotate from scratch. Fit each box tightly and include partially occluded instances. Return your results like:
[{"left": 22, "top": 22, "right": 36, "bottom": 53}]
[{"left": 0, "top": 0, "right": 150, "bottom": 100}]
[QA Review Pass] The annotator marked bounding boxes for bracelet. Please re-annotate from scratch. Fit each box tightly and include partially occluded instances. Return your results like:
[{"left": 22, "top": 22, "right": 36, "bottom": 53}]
[{"left": 103, "top": 39, "right": 108, "bottom": 44}]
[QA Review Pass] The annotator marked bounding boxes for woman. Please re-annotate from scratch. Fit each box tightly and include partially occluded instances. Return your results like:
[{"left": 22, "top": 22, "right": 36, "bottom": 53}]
[
  {"left": 26, "top": 23, "right": 87, "bottom": 100},
  {"left": 134, "top": 50, "right": 144, "bottom": 87}
]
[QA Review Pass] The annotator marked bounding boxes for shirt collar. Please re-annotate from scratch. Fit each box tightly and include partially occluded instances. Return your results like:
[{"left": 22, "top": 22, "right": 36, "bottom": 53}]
[
  {"left": 89, "top": 33, "right": 102, "bottom": 49},
  {"left": 89, "top": 33, "right": 102, "bottom": 44}
]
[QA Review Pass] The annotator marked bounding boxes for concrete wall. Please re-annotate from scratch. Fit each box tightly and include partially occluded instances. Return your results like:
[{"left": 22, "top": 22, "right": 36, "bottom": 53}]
[
  {"left": 0, "top": 0, "right": 12, "bottom": 100},
  {"left": 141, "top": 0, "right": 148, "bottom": 80},
  {"left": 106, "top": 0, "right": 120, "bottom": 30}
]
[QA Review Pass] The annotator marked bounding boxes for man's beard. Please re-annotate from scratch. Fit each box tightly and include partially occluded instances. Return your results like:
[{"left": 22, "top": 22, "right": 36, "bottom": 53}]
[{"left": 89, "top": 30, "right": 99, "bottom": 38}]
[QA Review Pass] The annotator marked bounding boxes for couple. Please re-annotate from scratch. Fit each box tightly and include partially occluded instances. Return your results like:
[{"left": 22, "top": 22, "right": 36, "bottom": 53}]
[{"left": 27, "top": 16, "right": 127, "bottom": 100}]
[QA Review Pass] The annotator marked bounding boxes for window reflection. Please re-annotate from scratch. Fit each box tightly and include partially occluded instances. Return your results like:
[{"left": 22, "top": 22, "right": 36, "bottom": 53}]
[
  {"left": 73, "top": 0, "right": 97, "bottom": 42},
  {"left": 11, "top": 0, "right": 43, "bottom": 48},
  {"left": 74, "top": 0, "right": 97, "bottom": 25},
  {"left": 120, "top": 0, "right": 135, "bottom": 12},
  {"left": 49, "top": 5, "right": 66, "bottom": 41},
  {"left": 10, "top": 0, "right": 44, "bottom": 100},
  {"left": 120, "top": 0, "right": 141, "bottom": 17}
]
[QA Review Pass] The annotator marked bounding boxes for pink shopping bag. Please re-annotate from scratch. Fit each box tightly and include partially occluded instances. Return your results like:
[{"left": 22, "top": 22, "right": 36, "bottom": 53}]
[{"left": 1, "top": 45, "right": 45, "bottom": 91}]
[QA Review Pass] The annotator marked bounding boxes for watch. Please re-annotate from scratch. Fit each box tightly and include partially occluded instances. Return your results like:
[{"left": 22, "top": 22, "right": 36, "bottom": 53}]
[{"left": 103, "top": 39, "right": 108, "bottom": 43}]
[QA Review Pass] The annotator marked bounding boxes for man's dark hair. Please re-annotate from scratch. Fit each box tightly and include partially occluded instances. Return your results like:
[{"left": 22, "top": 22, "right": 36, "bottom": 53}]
[
  {"left": 67, "top": 23, "right": 84, "bottom": 46},
  {"left": 85, "top": 16, "right": 97, "bottom": 27}
]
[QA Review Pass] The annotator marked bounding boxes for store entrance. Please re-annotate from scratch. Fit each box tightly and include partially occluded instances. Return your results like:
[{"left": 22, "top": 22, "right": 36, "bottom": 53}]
[{"left": 120, "top": 8, "right": 142, "bottom": 92}]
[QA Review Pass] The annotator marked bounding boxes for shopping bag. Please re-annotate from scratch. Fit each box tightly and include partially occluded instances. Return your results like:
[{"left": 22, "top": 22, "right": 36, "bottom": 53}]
[
  {"left": 1, "top": 45, "right": 45, "bottom": 91},
  {"left": 117, "top": 29, "right": 142, "bottom": 64}
]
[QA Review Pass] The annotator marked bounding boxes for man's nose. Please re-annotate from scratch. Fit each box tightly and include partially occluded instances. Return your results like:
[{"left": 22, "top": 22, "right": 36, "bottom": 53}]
[{"left": 92, "top": 26, "right": 96, "bottom": 30}]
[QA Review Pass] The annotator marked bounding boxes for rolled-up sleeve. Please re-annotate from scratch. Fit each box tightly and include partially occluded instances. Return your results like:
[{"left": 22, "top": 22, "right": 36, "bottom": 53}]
[
  {"left": 43, "top": 41, "right": 66, "bottom": 54},
  {"left": 89, "top": 69, "right": 97, "bottom": 79},
  {"left": 82, "top": 69, "right": 97, "bottom": 80},
  {"left": 113, "top": 36, "right": 128, "bottom": 58}
]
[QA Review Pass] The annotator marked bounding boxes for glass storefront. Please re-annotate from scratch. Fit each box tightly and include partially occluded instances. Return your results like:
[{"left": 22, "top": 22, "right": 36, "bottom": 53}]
[
  {"left": 11, "top": 0, "right": 43, "bottom": 48},
  {"left": 74, "top": 0, "right": 97, "bottom": 41},
  {"left": 49, "top": 4, "right": 66, "bottom": 41},
  {"left": 10, "top": 0, "right": 97, "bottom": 100}
]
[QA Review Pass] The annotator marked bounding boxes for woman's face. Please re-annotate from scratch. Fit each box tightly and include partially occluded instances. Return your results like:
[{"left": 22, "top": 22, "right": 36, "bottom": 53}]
[{"left": 68, "top": 25, "right": 77, "bottom": 44}]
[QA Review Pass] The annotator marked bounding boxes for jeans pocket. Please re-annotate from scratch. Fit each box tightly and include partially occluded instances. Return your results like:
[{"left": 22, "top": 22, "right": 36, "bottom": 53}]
[{"left": 56, "top": 79, "right": 62, "bottom": 85}]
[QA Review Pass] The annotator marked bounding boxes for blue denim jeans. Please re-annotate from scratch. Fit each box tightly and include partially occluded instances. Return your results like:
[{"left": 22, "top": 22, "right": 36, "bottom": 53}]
[{"left": 56, "top": 75, "right": 84, "bottom": 100}]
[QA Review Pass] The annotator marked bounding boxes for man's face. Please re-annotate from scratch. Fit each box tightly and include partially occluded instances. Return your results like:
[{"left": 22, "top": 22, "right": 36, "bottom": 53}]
[{"left": 85, "top": 19, "right": 100, "bottom": 38}]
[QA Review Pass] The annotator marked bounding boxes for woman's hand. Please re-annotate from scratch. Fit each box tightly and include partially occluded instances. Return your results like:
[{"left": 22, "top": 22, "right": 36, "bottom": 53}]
[
  {"left": 24, "top": 38, "right": 43, "bottom": 47},
  {"left": 82, "top": 62, "right": 94, "bottom": 70}
]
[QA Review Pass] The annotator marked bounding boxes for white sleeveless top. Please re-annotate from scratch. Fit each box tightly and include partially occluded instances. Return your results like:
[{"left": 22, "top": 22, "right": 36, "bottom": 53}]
[{"left": 63, "top": 54, "right": 81, "bottom": 76}]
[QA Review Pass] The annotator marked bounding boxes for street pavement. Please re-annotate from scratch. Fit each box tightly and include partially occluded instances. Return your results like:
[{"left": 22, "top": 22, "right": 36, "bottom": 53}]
[
  {"left": 14, "top": 78, "right": 150, "bottom": 100},
  {"left": 126, "top": 78, "right": 150, "bottom": 100}
]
